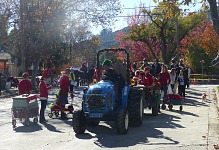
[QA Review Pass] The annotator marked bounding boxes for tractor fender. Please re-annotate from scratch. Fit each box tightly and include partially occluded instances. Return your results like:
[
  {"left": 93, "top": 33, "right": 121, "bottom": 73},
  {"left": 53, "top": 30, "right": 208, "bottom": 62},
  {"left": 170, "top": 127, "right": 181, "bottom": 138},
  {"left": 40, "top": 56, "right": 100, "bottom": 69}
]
[{"left": 121, "top": 85, "right": 130, "bottom": 108}]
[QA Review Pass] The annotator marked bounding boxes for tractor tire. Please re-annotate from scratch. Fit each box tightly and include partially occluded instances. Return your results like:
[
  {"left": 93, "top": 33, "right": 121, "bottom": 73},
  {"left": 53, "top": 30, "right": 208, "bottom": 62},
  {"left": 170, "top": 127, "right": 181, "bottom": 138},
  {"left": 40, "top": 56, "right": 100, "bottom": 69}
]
[
  {"left": 116, "top": 109, "right": 129, "bottom": 134},
  {"left": 87, "top": 119, "right": 100, "bottom": 126},
  {"left": 128, "top": 89, "right": 144, "bottom": 127},
  {"left": 72, "top": 110, "right": 86, "bottom": 134}
]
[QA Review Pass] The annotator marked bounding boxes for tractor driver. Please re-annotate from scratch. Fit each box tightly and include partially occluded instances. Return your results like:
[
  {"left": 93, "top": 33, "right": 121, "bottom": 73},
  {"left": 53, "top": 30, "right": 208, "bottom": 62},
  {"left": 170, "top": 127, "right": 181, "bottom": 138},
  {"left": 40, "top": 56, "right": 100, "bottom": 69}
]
[{"left": 102, "top": 59, "right": 118, "bottom": 82}]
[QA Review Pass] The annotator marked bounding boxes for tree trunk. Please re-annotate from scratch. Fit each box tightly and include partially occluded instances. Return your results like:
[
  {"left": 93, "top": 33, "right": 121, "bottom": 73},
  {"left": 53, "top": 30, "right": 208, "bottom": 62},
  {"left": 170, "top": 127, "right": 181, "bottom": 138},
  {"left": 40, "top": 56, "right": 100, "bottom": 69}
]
[
  {"left": 208, "top": 0, "right": 219, "bottom": 37},
  {"left": 31, "top": 59, "right": 39, "bottom": 91},
  {"left": 160, "top": 29, "right": 169, "bottom": 64}
]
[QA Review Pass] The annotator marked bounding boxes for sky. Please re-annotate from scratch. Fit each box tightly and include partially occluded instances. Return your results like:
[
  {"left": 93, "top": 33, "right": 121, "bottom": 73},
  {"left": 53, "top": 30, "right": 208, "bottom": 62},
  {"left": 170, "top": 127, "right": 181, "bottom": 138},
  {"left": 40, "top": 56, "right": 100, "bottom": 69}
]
[{"left": 91, "top": 0, "right": 203, "bottom": 35}]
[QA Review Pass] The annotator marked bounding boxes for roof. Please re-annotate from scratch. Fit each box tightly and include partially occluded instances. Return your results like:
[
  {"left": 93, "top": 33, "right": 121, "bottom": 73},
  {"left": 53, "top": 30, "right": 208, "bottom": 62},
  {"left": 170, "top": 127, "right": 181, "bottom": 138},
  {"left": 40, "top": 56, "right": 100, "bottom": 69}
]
[{"left": 0, "top": 52, "right": 11, "bottom": 61}]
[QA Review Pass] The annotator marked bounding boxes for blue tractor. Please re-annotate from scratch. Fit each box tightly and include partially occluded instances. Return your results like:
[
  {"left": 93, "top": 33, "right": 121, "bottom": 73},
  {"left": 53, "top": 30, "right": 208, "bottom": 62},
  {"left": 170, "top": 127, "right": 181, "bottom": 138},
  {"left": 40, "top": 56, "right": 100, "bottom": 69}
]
[{"left": 72, "top": 48, "right": 145, "bottom": 134}]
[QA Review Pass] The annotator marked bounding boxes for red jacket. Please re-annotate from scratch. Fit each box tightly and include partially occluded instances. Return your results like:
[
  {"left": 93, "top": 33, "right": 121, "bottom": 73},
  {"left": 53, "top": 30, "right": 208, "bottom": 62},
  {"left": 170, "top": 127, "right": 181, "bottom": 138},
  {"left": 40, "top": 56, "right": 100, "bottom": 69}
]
[
  {"left": 60, "top": 75, "right": 69, "bottom": 92},
  {"left": 138, "top": 77, "right": 149, "bottom": 86},
  {"left": 39, "top": 80, "right": 51, "bottom": 99},
  {"left": 146, "top": 73, "right": 153, "bottom": 86},
  {"left": 18, "top": 79, "right": 32, "bottom": 95},
  {"left": 42, "top": 68, "right": 51, "bottom": 79},
  {"left": 159, "top": 72, "right": 170, "bottom": 86}
]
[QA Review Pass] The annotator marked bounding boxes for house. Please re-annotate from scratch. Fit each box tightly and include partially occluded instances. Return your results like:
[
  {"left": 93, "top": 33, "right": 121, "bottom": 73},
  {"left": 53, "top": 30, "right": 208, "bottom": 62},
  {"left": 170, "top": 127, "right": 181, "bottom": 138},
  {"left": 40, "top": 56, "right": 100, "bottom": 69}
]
[{"left": 0, "top": 52, "right": 11, "bottom": 76}]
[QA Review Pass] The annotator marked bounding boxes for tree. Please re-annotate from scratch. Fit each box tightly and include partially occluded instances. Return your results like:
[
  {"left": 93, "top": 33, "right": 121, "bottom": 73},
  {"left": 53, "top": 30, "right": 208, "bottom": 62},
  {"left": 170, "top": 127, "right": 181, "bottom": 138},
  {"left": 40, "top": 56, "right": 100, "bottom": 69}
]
[
  {"left": 180, "top": 21, "right": 219, "bottom": 72},
  {"left": 3, "top": 0, "right": 121, "bottom": 87},
  {"left": 125, "top": 2, "right": 206, "bottom": 64},
  {"left": 153, "top": 0, "right": 219, "bottom": 37}
]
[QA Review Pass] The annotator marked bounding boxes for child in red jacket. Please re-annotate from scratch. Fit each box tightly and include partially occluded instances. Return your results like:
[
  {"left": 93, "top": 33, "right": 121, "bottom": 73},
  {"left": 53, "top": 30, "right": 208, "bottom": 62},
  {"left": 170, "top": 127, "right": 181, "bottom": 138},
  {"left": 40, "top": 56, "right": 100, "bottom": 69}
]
[
  {"left": 138, "top": 72, "right": 149, "bottom": 86},
  {"left": 39, "top": 77, "right": 51, "bottom": 123}
]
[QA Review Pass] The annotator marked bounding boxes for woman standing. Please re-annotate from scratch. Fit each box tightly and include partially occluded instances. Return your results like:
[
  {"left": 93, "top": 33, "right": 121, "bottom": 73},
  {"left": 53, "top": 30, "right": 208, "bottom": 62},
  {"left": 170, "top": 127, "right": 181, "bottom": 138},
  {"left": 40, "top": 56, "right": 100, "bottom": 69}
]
[
  {"left": 169, "top": 68, "right": 176, "bottom": 93},
  {"left": 159, "top": 65, "right": 170, "bottom": 100},
  {"left": 39, "top": 77, "right": 51, "bottom": 123}
]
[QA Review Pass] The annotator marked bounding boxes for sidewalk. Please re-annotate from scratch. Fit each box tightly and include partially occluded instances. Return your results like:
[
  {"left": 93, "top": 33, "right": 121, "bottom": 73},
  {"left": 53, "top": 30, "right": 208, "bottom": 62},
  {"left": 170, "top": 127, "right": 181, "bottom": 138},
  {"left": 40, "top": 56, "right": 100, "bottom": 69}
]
[{"left": 206, "top": 85, "right": 219, "bottom": 150}]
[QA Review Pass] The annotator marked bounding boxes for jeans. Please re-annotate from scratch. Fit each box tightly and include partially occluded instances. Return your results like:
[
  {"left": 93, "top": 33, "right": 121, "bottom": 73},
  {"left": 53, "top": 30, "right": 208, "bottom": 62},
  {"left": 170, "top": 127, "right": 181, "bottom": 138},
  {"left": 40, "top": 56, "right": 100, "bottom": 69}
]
[
  {"left": 161, "top": 85, "right": 168, "bottom": 100},
  {"left": 178, "top": 85, "right": 185, "bottom": 97},
  {"left": 40, "top": 99, "right": 47, "bottom": 122}
]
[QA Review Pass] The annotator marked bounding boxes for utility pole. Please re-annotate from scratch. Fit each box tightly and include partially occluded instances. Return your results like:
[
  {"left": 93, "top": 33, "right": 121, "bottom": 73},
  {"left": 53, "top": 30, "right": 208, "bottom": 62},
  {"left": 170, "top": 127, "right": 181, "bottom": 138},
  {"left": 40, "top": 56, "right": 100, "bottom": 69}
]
[{"left": 176, "top": 16, "right": 179, "bottom": 62}]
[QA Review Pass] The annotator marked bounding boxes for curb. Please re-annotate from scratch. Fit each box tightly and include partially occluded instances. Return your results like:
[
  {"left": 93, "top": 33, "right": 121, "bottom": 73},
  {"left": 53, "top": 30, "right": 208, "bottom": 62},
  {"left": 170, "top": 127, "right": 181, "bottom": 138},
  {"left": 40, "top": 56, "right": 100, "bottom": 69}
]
[{"left": 214, "top": 87, "right": 219, "bottom": 107}]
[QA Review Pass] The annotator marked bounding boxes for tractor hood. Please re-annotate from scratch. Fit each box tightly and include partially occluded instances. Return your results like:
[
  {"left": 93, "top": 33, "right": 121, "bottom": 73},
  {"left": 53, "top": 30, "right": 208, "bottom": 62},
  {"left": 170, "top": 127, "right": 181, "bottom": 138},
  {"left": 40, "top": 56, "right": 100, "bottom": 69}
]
[{"left": 87, "top": 80, "right": 114, "bottom": 94}]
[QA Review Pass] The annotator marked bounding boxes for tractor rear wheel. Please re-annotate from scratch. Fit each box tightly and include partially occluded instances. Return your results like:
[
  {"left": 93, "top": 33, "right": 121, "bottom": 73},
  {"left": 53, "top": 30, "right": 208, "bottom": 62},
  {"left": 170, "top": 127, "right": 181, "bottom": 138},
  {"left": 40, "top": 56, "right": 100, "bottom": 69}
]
[
  {"left": 128, "top": 89, "right": 144, "bottom": 127},
  {"left": 116, "top": 109, "right": 129, "bottom": 134},
  {"left": 72, "top": 110, "right": 86, "bottom": 134}
]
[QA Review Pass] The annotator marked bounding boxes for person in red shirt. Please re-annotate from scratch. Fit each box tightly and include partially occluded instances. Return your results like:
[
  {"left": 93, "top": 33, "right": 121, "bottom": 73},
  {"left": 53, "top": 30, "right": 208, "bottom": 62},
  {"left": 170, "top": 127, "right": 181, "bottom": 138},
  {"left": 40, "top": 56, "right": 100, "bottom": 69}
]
[
  {"left": 42, "top": 66, "right": 51, "bottom": 84},
  {"left": 144, "top": 67, "right": 154, "bottom": 88},
  {"left": 18, "top": 72, "right": 32, "bottom": 95},
  {"left": 39, "top": 77, "right": 51, "bottom": 123},
  {"left": 159, "top": 64, "right": 170, "bottom": 100},
  {"left": 138, "top": 72, "right": 149, "bottom": 87},
  {"left": 57, "top": 71, "right": 70, "bottom": 119}
]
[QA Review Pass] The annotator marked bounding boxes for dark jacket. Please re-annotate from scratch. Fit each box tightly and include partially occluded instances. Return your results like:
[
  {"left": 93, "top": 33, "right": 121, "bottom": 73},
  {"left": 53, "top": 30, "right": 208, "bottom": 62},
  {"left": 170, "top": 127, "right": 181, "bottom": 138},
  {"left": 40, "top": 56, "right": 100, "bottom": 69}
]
[{"left": 103, "top": 68, "right": 118, "bottom": 82}]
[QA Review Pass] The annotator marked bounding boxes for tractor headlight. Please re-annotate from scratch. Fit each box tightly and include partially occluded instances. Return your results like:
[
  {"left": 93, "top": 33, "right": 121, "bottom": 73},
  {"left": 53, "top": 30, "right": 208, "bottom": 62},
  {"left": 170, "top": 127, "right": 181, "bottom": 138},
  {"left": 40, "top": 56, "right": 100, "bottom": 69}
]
[{"left": 106, "top": 92, "right": 112, "bottom": 106}]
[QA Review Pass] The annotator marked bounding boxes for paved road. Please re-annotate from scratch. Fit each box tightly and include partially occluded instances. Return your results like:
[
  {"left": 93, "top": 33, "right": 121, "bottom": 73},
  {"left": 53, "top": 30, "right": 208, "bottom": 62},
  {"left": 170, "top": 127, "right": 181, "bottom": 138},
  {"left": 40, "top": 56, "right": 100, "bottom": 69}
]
[{"left": 0, "top": 85, "right": 218, "bottom": 150}]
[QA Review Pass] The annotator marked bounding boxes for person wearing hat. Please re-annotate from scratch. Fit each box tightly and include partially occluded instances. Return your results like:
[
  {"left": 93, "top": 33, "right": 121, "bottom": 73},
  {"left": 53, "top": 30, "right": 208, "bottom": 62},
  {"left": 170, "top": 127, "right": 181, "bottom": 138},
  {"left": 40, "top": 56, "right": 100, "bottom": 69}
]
[
  {"left": 102, "top": 59, "right": 118, "bottom": 82},
  {"left": 18, "top": 72, "right": 32, "bottom": 95},
  {"left": 39, "top": 76, "right": 51, "bottom": 123},
  {"left": 42, "top": 66, "right": 51, "bottom": 85},
  {"left": 138, "top": 72, "right": 149, "bottom": 87},
  {"left": 57, "top": 70, "right": 70, "bottom": 119}
]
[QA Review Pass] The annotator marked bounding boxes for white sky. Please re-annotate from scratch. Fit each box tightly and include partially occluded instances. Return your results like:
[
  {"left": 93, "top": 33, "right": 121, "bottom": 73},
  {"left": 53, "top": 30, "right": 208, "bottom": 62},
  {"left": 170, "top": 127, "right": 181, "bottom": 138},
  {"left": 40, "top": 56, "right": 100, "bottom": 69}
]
[{"left": 91, "top": 0, "right": 203, "bottom": 35}]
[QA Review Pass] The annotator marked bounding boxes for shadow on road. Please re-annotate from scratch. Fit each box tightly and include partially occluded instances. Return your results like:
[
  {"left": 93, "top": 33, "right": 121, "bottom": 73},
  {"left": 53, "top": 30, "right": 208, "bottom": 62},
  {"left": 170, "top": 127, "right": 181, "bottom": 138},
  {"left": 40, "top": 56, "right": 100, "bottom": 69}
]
[
  {"left": 42, "top": 122, "right": 64, "bottom": 133},
  {"left": 14, "top": 123, "right": 43, "bottom": 132},
  {"left": 74, "top": 112, "right": 182, "bottom": 148}
]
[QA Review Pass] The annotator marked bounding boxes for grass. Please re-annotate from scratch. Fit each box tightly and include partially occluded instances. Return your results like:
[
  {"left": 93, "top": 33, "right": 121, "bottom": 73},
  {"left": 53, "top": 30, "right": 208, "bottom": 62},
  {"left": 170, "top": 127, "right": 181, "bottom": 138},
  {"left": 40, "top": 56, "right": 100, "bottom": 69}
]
[{"left": 217, "top": 86, "right": 219, "bottom": 93}]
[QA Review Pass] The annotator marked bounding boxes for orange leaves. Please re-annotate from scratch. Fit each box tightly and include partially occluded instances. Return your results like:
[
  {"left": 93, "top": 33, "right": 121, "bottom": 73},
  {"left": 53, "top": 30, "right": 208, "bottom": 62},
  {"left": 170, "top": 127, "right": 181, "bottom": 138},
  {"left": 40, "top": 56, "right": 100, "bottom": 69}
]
[{"left": 183, "top": 21, "right": 219, "bottom": 58}]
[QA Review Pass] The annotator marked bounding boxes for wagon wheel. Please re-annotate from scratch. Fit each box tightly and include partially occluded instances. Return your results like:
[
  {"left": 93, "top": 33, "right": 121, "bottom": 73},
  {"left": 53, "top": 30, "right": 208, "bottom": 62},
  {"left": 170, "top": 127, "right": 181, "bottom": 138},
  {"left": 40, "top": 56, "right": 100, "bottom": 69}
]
[
  {"left": 168, "top": 104, "right": 173, "bottom": 111},
  {"left": 25, "top": 118, "right": 30, "bottom": 126},
  {"left": 161, "top": 104, "right": 166, "bottom": 110},
  {"left": 48, "top": 112, "right": 53, "bottom": 118},
  {"left": 179, "top": 105, "right": 183, "bottom": 111},
  {"left": 33, "top": 117, "right": 38, "bottom": 123}
]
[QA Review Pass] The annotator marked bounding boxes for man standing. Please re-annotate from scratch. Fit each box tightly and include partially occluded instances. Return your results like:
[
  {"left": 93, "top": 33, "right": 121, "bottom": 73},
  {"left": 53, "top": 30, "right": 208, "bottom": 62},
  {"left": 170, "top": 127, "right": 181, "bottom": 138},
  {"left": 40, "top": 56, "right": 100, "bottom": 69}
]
[
  {"left": 151, "top": 59, "right": 161, "bottom": 77},
  {"left": 69, "top": 68, "right": 76, "bottom": 93}
]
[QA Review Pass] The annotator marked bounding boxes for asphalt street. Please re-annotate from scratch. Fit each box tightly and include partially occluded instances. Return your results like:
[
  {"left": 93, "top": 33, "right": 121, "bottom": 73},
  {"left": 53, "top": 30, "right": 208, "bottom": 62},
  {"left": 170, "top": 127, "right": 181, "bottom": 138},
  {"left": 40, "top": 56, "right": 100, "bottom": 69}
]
[{"left": 0, "top": 85, "right": 219, "bottom": 150}]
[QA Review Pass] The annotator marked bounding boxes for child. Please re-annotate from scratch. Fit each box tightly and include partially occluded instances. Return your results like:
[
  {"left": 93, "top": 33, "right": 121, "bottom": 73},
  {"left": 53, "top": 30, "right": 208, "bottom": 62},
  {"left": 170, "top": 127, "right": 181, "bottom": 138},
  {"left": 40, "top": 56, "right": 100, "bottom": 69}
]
[
  {"left": 18, "top": 72, "right": 32, "bottom": 95},
  {"left": 177, "top": 70, "right": 186, "bottom": 99},
  {"left": 137, "top": 72, "right": 149, "bottom": 87},
  {"left": 132, "top": 70, "right": 140, "bottom": 85},
  {"left": 169, "top": 68, "right": 176, "bottom": 93},
  {"left": 39, "top": 76, "right": 51, "bottom": 123},
  {"left": 153, "top": 77, "right": 161, "bottom": 113}
]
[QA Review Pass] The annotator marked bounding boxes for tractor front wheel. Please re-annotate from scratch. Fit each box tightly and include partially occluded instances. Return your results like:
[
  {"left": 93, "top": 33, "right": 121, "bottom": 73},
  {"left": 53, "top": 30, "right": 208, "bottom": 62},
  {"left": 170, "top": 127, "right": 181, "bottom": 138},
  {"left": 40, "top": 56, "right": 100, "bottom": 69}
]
[
  {"left": 72, "top": 110, "right": 86, "bottom": 134},
  {"left": 116, "top": 109, "right": 129, "bottom": 135}
]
